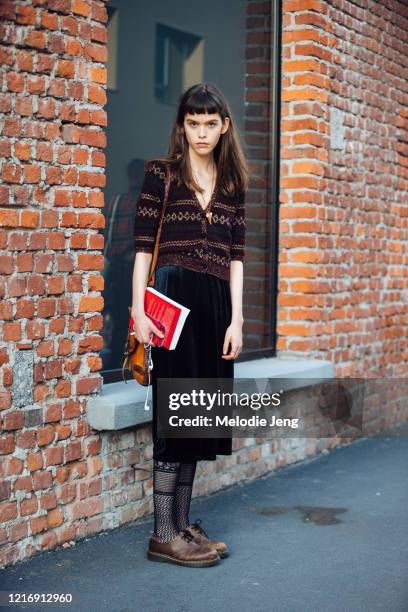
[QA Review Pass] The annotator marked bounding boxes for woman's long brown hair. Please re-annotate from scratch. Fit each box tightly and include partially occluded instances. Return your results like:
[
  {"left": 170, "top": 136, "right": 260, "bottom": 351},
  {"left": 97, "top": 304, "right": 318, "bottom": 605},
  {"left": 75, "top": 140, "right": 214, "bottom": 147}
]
[{"left": 155, "top": 83, "right": 249, "bottom": 197}]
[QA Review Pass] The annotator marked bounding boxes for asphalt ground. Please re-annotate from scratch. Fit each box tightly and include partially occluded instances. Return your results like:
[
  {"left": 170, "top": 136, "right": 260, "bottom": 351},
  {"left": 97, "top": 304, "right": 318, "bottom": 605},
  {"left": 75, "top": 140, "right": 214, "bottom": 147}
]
[{"left": 1, "top": 423, "right": 407, "bottom": 612}]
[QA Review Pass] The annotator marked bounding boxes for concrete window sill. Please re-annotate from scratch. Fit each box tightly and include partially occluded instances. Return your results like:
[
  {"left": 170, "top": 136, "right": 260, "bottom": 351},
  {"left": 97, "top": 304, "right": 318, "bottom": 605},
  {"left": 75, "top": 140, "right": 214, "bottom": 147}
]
[{"left": 87, "top": 357, "right": 334, "bottom": 431}]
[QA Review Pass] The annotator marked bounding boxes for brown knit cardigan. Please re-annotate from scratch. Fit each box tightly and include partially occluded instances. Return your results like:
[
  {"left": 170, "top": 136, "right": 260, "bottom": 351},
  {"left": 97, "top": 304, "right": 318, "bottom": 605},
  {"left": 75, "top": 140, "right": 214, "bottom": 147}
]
[{"left": 133, "top": 160, "right": 246, "bottom": 281}]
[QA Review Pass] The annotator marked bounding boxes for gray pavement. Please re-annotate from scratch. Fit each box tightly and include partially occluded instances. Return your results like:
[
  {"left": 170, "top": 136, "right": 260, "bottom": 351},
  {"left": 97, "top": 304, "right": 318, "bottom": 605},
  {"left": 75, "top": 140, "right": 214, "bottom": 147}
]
[{"left": 1, "top": 423, "right": 408, "bottom": 612}]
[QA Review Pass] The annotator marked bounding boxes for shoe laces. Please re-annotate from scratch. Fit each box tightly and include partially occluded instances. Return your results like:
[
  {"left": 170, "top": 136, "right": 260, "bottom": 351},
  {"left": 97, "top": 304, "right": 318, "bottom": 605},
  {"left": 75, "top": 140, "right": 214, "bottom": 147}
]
[
  {"left": 180, "top": 529, "right": 195, "bottom": 543},
  {"left": 190, "top": 518, "right": 209, "bottom": 539}
]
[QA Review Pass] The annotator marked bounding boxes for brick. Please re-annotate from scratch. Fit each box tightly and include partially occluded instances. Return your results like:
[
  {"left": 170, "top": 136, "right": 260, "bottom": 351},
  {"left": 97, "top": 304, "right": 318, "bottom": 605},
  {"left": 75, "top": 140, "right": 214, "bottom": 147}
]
[
  {"left": 16, "top": 96, "right": 33, "bottom": 116},
  {"left": 78, "top": 171, "right": 105, "bottom": 188},
  {"left": 3, "top": 322, "right": 22, "bottom": 342},
  {"left": 55, "top": 380, "right": 71, "bottom": 398},
  {"left": 10, "top": 521, "right": 29, "bottom": 542},
  {"left": 66, "top": 39, "right": 82, "bottom": 56},
  {"left": 14, "top": 141, "right": 31, "bottom": 160},
  {"left": 37, "top": 98, "right": 56, "bottom": 119},
  {"left": 44, "top": 446, "right": 64, "bottom": 466},
  {"left": 0, "top": 255, "right": 13, "bottom": 274},
  {"left": 0, "top": 391, "right": 12, "bottom": 410},
  {"left": 27, "top": 452, "right": 43, "bottom": 472},
  {"left": 65, "top": 440, "right": 82, "bottom": 462},
  {"left": 17, "top": 6, "right": 35, "bottom": 25},
  {"left": 21, "top": 210, "right": 39, "bottom": 227},
  {"left": 0, "top": 48, "right": 13, "bottom": 68},
  {"left": 33, "top": 470, "right": 53, "bottom": 491},
  {"left": 27, "top": 274, "right": 46, "bottom": 295},
  {"left": 90, "top": 23, "right": 107, "bottom": 44},
  {"left": 47, "top": 77, "right": 65, "bottom": 98},
  {"left": 40, "top": 491, "right": 57, "bottom": 510},
  {"left": 70, "top": 497, "right": 102, "bottom": 520},
  {"left": 84, "top": 38, "right": 107, "bottom": 64},
  {"left": 77, "top": 253, "right": 104, "bottom": 270},
  {"left": 76, "top": 376, "right": 102, "bottom": 395},
  {"left": 88, "top": 85, "right": 106, "bottom": 104},
  {"left": 40, "top": 11, "right": 58, "bottom": 29},
  {"left": 78, "top": 296, "right": 104, "bottom": 313},
  {"left": 21, "top": 496, "right": 38, "bottom": 516},
  {"left": 0, "top": 501, "right": 17, "bottom": 523},
  {"left": 26, "top": 321, "right": 45, "bottom": 339},
  {"left": 90, "top": 66, "right": 106, "bottom": 84},
  {"left": 3, "top": 457, "right": 24, "bottom": 476},
  {"left": 44, "top": 360, "right": 63, "bottom": 380},
  {"left": 57, "top": 59, "right": 75, "bottom": 78},
  {"left": 0, "top": 434, "right": 15, "bottom": 455},
  {"left": 1, "top": 163, "right": 21, "bottom": 185},
  {"left": 31, "top": 515, "right": 48, "bottom": 535},
  {"left": 3, "top": 117, "right": 22, "bottom": 138},
  {"left": 79, "top": 128, "right": 106, "bottom": 148},
  {"left": 27, "top": 30, "right": 46, "bottom": 49},
  {"left": 16, "top": 300, "right": 35, "bottom": 319},
  {"left": 4, "top": 412, "right": 25, "bottom": 431},
  {"left": 7, "top": 72, "right": 25, "bottom": 93},
  {"left": 15, "top": 430, "right": 36, "bottom": 449},
  {"left": 15, "top": 50, "right": 33, "bottom": 72},
  {"left": 37, "top": 425, "right": 56, "bottom": 446},
  {"left": 23, "top": 164, "right": 41, "bottom": 183}
]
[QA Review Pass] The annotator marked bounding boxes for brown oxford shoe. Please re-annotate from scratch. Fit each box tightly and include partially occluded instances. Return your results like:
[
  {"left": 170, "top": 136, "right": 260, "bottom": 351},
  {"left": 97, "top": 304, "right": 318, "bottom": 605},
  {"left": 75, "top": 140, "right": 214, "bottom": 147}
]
[
  {"left": 147, "top": 528, "right": 220, "bottom": 567},
  {"left": 186, "top": 519, "right": 229, "bottom": 558}
]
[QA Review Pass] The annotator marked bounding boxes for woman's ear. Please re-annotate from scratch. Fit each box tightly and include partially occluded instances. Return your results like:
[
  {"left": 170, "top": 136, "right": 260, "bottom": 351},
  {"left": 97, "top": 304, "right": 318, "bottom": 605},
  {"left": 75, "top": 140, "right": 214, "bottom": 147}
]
[{"left": 221, "top": 117, "right": 230, "bottom": 134}]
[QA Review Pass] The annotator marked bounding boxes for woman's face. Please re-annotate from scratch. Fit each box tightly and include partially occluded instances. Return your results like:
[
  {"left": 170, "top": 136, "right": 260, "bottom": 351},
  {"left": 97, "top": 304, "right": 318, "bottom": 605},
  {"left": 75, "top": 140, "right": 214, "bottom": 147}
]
[{"left": 183, "top": 112, "right": 230, "bottom": 157}]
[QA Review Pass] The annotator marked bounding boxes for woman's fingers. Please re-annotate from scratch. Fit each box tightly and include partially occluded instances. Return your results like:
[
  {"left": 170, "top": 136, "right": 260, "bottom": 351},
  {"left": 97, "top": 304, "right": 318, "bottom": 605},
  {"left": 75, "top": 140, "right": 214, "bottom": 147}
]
[
  {"left": 133, "top": 315, "right": 165, "bottom": 345},
  {"left": 222, "top": 341, "right": 242, "bottom": 359},
  {"left": 150, "top": 322, "right": 165, "bottom": 338},
  {"left": 223, "top": 333, "right": 232, "bottom": 355}
]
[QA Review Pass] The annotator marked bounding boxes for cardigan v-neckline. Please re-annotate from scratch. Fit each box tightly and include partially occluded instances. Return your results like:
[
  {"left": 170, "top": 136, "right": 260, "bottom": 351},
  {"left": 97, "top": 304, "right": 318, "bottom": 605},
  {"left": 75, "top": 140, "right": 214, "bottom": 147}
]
[{"left": 190, "top": 171, "right": 219, "bottom": 212}]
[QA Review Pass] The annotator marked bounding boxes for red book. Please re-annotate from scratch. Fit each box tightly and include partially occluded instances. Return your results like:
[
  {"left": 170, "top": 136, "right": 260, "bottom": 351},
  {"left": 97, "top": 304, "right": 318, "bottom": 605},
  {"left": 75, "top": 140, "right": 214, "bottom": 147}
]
[{"left": 129, "top": 287, "right": 190, "bottom": 350}]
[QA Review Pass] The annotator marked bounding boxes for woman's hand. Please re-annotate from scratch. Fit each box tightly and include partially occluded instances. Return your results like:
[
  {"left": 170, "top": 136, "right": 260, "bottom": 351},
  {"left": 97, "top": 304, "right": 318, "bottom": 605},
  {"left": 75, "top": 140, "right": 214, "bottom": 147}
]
[
  {"left": 222, "top": 320, "right": 243, "bottom": 360},
  {"left": 131, "top": 308, "right": 164, "bottom": 346}
]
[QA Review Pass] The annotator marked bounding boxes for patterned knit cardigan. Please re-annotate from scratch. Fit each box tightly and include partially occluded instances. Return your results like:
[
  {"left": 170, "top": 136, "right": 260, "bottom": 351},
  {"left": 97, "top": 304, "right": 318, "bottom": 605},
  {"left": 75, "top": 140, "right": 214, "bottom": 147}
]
[{"left": 133, "top": 160, "right": 246, "bottom": 281}]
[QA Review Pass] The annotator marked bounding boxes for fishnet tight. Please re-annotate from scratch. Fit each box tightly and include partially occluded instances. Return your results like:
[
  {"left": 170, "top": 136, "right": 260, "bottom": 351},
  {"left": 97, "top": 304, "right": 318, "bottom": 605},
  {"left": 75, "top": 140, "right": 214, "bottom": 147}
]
[
  {"left": 174, "top": 461, "right": 197, "bottom": 531},
  {"left": 152, "top": 459, "right": 197, "bottom": 542},
  {"left": 153, "top": 460, "right": 180, "bottom": 542}
]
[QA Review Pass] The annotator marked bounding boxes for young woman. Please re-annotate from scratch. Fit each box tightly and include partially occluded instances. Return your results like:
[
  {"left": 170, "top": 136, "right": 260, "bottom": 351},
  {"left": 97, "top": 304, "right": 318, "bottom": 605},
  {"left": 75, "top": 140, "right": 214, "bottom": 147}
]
[{"left": 132, "top": 83, "right": 248, "bottom": 567}]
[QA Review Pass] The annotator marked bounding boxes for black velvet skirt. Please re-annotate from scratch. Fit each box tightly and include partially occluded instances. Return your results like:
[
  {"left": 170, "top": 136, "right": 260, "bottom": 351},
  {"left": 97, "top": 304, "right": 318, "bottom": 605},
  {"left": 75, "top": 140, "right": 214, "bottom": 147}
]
[{"left": 151, "top": 264, "right": 234, "bottom": 462}]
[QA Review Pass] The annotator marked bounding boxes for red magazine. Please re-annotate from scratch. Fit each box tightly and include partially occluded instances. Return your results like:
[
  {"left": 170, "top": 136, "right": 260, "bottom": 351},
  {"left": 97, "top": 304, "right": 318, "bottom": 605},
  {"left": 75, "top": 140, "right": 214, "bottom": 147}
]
[{"left": 129, "top": 287, "right": 190, "bottom": 350}]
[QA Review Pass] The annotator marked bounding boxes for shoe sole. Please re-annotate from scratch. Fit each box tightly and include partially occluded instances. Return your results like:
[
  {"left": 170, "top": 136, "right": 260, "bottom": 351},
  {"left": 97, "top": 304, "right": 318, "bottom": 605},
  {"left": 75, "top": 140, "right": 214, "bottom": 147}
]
[
  {"left": 147, "top": 550, "right": 219, "bottom": 567},
  {"left": 218, "top": 550, "right": 229, "bottom": 558}
]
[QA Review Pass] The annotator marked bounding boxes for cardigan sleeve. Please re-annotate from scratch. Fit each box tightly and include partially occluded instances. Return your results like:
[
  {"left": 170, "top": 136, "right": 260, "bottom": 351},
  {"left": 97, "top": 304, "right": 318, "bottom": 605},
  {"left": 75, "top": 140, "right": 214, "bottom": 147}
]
[
  {"left": 230, "top": 190, "right": 246, "bottom": 262},
  {"left": 133, "top": 161, "right": 165, "bottom": 254}
]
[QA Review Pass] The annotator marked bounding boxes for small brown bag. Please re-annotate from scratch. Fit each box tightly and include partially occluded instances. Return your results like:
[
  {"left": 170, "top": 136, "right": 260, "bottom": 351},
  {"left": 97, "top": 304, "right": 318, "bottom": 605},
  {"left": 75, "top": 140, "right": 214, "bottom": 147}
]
[{"left": 121, "top": 163, "right": 171, "bottom": 386}]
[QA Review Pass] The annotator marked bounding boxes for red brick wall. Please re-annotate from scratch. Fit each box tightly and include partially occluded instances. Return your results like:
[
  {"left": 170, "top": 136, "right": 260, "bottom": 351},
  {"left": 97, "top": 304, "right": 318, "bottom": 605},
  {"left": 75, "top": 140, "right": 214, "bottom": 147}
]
[
  {"left": 278, "top": 0, "right": 408, "bottom": 376},
  {"left": 0, "top": 0, "right": 108, "bottom": 567}
]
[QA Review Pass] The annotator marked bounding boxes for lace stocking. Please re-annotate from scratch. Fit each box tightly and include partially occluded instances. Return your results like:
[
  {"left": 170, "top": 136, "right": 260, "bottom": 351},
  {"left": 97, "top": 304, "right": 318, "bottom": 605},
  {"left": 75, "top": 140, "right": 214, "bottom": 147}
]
[
  {"left": 174, "top": 461, "right": 197, "bottom": 531},
  {"left": 153, "top": 459, "right": 181, "bottom": 542}
]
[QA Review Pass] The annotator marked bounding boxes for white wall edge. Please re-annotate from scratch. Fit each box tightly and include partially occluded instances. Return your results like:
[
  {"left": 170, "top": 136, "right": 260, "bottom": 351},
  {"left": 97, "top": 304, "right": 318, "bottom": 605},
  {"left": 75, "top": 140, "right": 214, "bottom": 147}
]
[{"left": 87, "top": 356, "right": 335, "bottom": 431}]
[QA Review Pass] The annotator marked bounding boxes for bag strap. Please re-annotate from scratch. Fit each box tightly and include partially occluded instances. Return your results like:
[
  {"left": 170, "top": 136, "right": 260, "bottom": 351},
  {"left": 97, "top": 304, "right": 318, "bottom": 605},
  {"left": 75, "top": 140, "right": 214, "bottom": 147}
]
[{"left": 147, "top": 163, "right": 171, "bottom": 286}]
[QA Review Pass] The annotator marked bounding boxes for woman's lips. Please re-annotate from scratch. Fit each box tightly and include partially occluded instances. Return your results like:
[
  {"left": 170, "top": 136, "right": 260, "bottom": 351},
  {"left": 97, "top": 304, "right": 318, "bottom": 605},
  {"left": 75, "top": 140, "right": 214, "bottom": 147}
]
[{"left": 196, "top": 143, "right": 209, "bottom": 147}]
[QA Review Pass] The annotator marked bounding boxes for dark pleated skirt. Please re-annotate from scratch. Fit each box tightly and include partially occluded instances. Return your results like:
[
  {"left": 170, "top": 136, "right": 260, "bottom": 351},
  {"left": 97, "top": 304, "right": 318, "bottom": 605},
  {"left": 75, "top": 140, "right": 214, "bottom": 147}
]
[{"left": 151, "top": 264, "right": 234, "bottom": 462}]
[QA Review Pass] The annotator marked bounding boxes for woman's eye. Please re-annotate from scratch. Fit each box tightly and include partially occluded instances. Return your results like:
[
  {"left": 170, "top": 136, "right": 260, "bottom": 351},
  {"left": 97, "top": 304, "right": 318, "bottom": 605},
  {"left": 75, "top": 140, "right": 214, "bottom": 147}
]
[{"left": 189, "top": 122, "right": 217, "bottom": 127}]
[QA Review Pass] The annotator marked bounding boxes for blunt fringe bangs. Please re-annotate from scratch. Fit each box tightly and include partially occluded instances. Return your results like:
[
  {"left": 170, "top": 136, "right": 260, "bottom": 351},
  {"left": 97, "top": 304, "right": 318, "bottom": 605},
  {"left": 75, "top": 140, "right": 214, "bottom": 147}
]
[{"left": 155, "top": 83, "right": 249, "bottom": 198}]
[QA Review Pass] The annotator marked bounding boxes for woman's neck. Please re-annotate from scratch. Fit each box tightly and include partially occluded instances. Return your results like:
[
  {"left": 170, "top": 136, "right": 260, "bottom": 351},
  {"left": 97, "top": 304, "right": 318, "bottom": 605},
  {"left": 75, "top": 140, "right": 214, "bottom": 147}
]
[{"left": 188, "top": 148, "right": 215, "bottom": 175}]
